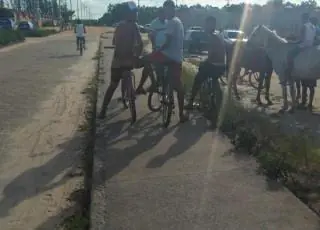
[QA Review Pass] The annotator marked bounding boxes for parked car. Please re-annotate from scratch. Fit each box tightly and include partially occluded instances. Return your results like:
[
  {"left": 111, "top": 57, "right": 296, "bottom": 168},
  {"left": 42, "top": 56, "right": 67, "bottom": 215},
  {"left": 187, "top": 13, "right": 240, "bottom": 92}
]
[
  {"left": 184, "top": 29, "right": 208, "bottom": 53},
  {"left": 0, "top": 18, "right": 15, "bottom": 29},
  {"left": 18, "top": 21, "right": 35, "bottom": 31},
  {"left": 221, "top": 29, "right": 247, "bottom": 43}
]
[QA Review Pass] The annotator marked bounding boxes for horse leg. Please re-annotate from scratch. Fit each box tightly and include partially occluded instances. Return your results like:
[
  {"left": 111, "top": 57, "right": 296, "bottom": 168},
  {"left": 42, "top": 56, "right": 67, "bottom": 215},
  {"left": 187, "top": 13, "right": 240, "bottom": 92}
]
[
  {"left": 232, "top": 74, "right": 240, "bottom": 100},
  {"left": 308, "top": 86, "right": 315, "bottom": 111},
  {"left": 255, "top": 71, "right": 264, "bottom": 105},
  {"left": 264, "top": 70, "right": 273, "bottom": 105},
  {"left": 279, "top": 83, "right": 288, "bottom": 113},
  {"left": 231, "top": 69, "right": 241, "bottom": 100},
  {"left": 288, "top": 81, "right": 296, "bottom": 113},
  {"left": 295, "top": 80, "right": 301, "bottom": 102}
]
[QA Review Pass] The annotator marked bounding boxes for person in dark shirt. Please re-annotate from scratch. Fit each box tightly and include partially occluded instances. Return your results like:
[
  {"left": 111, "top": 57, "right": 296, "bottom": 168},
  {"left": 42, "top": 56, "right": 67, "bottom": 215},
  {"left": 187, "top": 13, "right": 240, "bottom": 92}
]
[
  {"left": 98, "top": 2, "right": 143, "bottom": 119},
  {"left": 185, "top": 16, "right": 226, "bottom": 110}
]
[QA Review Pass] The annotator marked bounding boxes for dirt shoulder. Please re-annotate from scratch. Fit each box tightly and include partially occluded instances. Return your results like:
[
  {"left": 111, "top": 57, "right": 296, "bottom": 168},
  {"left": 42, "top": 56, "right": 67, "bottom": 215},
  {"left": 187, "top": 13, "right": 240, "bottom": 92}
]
[{"left": 0, "top": 28, "right": 103, "bottom": 230}]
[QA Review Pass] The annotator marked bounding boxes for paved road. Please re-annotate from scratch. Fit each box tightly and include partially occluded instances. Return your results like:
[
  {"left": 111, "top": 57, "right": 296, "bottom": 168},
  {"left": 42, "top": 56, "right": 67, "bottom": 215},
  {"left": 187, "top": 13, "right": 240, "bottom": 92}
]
[
  {"left": 0, "top": 29, "right": 102, "bottom": 229},
  {"left": 91, "top": 36, "right": 320, "bottom": 229}
]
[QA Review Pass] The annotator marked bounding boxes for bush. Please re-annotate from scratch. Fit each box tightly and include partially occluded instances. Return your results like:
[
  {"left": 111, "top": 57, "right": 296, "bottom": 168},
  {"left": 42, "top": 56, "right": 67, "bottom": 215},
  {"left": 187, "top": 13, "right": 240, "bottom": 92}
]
[
  {"left": 0, "top": 29, "right": 25, "bottom": 46},
  {"left": 22, "top": 29, "right": 57, "bottom": 37},
  {"left": 41, "top": 21, "right": 55, "bottom": 27},
  {"left": 0, "top": 29, "right": 23, "bottom": 43}
]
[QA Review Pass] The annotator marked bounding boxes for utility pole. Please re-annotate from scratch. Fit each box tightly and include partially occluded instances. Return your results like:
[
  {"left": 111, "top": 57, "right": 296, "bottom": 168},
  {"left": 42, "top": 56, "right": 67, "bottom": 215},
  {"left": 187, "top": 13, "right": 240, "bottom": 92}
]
[
  {"left": 36, "top": 0, "right": 41, "bottom": 27},
  {"left": 17, "top": 0, "right": 21, "bottom": 22},
  {"left": 76, "top": 0, "right": 79, "bottom": 19},
  {"left": 80, "top": 1, "right": 82, "bottom": 19}
]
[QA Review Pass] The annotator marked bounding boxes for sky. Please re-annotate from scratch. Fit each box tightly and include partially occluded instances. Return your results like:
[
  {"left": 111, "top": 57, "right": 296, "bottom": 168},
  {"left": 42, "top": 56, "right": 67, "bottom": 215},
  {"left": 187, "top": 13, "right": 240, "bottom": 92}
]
[{"left": 72, "top": 0, "right": 306, "bottom": 19}]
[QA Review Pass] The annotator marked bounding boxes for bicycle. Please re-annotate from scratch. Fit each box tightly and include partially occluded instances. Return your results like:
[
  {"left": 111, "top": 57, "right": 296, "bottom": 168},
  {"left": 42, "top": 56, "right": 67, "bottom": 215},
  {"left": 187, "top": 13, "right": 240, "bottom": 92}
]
[
  {"left": 199, "top": 74, "right": 223, "bottom": 125},
  {"left": 147, "top": 64, "right": 175, "bottom": 128}
]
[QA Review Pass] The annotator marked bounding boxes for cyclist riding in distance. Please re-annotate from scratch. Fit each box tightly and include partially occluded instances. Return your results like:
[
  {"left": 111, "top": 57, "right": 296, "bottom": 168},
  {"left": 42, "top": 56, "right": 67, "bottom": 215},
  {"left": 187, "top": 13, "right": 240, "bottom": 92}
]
[
  {"left": 98, "top": 1, "right": 143, "bottom": 119},
  {"left": 135, "top": 8, "right": 167, "bottom": 94},
  {"left": 144, "top": 0, "right": 188, "bottom": 123},
  {"left": 74, "top": 19, "right": 86, "bottom": 50},
  {"left": 185, "top": 16, "right": 226, "bottom": 110}
]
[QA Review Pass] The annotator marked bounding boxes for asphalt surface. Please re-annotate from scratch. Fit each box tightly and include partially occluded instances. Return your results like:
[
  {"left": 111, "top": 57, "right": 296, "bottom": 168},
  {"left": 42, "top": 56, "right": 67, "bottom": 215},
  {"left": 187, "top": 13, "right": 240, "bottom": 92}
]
[
  {"left": 0, "top": 29, "right": 101, "bottom": 229},
  {"left": 91, "top": 36, "right": 320, "bottom": 229}
]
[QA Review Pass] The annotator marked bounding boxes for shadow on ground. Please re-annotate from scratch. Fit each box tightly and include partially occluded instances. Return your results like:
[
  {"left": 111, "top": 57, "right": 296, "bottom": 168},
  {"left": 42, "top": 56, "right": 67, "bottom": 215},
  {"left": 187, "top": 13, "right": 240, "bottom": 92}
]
[
  {"left": 49, "top": 54, "right": 80, "bottom": 59},
  {"left": 146, "top": 115, "right": 208, "bottom": 168},
  {"left": 94, "top": 110, "right": 178, "bottom": 184},
  {"left": 0, "top": 133, "right": 84, "bottom": 221}
]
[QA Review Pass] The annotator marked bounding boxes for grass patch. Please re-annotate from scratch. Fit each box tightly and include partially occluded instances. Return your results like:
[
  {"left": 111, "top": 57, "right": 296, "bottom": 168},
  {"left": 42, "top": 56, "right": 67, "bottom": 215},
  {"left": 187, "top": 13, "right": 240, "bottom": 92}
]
[
  {"left": 181, "top": 60, "right": 320, "bottom": 215},
  {"left": 0, "top": 29, "right": 25, "bottom": 46},
  {"left": 22, "top": 29, "right": 57, "bottom": 37},
  {"left": 61, "top": 38, "right": 102, "bottom": 230}
]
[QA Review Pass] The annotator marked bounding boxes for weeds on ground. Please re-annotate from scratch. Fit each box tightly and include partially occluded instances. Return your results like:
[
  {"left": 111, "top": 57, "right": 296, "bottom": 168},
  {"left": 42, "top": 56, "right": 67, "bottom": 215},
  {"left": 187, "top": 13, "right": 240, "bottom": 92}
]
[
  {"left": 62, "top": 40, "right": 102, "bottom": 230},
  {"left": 22, "top": 29, "right": 57, "bottom": 37},
  {"left": 0, "top": 29, "right": 25, "bottom": 46},
  {"left": 182, "top": 60, "right": 320, "bottom": 214},
  {"left": 219, "top": 95, "right": 320, "bottom": 214}
]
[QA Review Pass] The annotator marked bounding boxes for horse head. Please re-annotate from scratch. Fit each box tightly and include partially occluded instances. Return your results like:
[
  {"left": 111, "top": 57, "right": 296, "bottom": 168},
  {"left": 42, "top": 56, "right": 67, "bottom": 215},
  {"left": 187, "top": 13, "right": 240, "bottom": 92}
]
[
  {"left": 248, "top": 25, "right": 286, "bottom": 49},
  {"left": 247, "top": 25, "right": 267, "bottom": 47}
]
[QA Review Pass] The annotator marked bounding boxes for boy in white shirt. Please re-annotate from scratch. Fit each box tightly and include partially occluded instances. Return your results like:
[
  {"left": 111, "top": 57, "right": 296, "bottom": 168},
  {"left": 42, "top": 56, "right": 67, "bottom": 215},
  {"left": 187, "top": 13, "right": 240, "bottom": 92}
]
[{"left": 74, "top": 19, "right": 86, "bottom": 50}]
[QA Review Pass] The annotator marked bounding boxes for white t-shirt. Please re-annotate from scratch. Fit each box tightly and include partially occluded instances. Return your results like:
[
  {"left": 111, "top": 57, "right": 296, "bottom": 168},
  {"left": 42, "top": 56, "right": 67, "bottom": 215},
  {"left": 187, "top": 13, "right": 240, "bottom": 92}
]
[
  {"left": 300, "top": 22, "right": 316, "bottom": 48},
  {"left": 75, "top": 24, "right": 85, "bottom": 37},
  {"left": 161, "top": 17, "right": 184, "bottom": 63},
  {"left": 149, "top": 18, "right": 167, "bottom": 49}
]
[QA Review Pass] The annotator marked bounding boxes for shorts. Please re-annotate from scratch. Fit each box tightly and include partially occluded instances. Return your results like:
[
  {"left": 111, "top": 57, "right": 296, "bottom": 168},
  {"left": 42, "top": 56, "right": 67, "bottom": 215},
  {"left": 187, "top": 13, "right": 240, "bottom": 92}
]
[
  {"left": 302, "top": 79, "right": 317, "bottom": 88},
  {"left": 195, "top": 61, "right": 226, "bottom": 84},
  {"left": 111, "top": 67, "right": 132, "bottom": 84},
  {"left": 143, "top": 51, "right": 182, "bottom": 80}
]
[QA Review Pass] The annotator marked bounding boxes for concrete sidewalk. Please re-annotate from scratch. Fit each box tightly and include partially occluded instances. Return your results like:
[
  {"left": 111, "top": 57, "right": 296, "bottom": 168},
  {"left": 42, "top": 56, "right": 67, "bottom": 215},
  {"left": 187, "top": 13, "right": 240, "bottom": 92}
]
[{"left": 90, "top": 36, "right": 320, "bottom": 230}]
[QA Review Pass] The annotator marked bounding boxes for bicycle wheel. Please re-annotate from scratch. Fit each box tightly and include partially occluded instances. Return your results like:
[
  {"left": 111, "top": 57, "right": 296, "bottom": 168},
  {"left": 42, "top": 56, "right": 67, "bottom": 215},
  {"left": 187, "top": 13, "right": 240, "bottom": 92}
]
[
  {"left": 79, "top": 40, "right": 83, "bottom": 56},
  {"left": 199, "top": 80, "right": 209, "bottom": 110},
  {"left": 249, "top": 72, "right": 260, "bottom": 89},
  {"left": 119, "top": 79, "right": 129, "bottom": 109},
  {"left": 162, "top": 78, "right": 173, "bottom": 128},
  {"left": 128, "top": 74, "right": 137, "bottom": 124},
  {"left": 148, "top": 89, "right": 162, "bottom": 112},
  {"left": 128, "top": 96, "right": 136, "bottom": 124}
]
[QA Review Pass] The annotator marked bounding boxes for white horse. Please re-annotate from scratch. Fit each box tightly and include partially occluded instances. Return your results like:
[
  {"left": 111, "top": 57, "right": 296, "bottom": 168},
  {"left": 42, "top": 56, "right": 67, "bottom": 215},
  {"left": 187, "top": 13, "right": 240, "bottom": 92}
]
[{"left": 247, "top": 25, "right": 320, "bottom": 113}]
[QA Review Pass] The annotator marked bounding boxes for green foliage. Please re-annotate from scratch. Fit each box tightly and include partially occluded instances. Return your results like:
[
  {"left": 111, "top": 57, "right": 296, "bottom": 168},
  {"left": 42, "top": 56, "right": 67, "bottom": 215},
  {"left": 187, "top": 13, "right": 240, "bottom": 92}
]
[
  {"left": 22, "top": 29, "right": 57, "bottom": 37},
  {"left": 0, "top": 29, "right": 25, "bottom": 46},
  {"left": 99, "top": 0, "right": 317, "bottom": 26},
  {"left": 41, "top": 21, "right": 55, "bottom": 27},
  {"left": 0, "top": 8, "right": 14, "bottom": 18}
]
